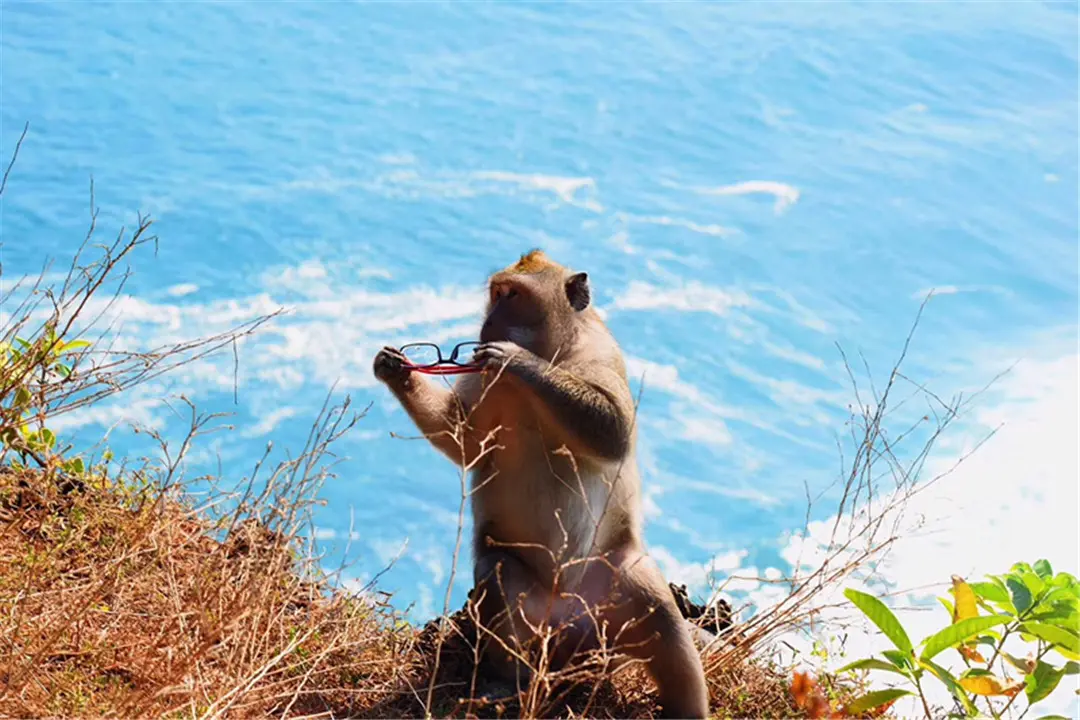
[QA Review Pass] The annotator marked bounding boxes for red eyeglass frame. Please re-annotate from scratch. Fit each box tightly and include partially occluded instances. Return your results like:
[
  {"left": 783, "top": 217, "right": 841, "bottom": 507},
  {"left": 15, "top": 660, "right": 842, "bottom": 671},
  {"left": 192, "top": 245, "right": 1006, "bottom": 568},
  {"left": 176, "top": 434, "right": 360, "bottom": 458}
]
[{"left": 399, "top": 341, "right": 484, "bottom": 375}]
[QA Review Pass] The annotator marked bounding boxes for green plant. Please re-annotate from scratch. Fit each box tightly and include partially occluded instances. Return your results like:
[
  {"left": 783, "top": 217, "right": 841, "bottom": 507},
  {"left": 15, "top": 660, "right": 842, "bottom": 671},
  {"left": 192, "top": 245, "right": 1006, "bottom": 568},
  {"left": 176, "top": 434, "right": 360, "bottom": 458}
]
[
  {"left": 839, "top": 560, "right": 1079, "bottom": 718},
  {"left": 0, "top": 322, "right": 91, "bottom": 477}
]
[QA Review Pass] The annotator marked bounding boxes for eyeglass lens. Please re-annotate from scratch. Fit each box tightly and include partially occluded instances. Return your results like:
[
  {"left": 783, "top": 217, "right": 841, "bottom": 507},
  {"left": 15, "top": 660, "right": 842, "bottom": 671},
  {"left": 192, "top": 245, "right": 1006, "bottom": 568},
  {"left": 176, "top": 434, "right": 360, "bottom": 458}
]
[{"left": 400, "top": 343, "right": 441, "bottom": 367}]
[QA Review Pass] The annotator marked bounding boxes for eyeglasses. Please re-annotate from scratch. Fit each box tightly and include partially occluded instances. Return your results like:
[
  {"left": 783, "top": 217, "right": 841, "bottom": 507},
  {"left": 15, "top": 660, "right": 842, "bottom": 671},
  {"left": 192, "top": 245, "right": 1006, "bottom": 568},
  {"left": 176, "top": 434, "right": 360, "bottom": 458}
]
[{"left": 399, "top": 341, "right": 483, "bottom": 375}]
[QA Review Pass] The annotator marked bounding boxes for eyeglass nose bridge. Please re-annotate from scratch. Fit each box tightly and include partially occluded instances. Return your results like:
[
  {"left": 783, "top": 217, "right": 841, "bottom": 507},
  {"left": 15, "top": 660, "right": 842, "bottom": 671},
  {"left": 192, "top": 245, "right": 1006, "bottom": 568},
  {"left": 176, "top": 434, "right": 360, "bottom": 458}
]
[{"left": 448, "top": 341, "right": 481, "bottom": 364}]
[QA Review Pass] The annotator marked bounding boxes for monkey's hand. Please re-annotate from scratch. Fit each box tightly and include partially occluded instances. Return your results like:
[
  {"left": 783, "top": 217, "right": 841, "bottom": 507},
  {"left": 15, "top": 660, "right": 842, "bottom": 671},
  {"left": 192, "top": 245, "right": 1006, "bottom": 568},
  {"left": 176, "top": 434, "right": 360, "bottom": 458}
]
[
  {"left": 474, "top": 341, "right": 535, "bottom": 375},
  {"left": 373, "top": 346, "right": 411, "bottom": 386}
]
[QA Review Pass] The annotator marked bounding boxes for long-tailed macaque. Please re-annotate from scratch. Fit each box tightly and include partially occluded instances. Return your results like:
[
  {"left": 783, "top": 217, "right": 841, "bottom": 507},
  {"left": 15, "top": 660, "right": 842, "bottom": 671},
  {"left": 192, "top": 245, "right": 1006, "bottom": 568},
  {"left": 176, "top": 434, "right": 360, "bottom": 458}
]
[{"left": 373, "top": 250, "right": 709, "bottom": 718}]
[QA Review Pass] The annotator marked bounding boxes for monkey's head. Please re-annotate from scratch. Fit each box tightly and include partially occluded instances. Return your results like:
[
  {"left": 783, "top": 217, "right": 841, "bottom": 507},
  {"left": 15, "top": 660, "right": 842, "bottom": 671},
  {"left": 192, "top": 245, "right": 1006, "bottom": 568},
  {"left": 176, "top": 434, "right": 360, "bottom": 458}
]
[{"left": 480, "top": 249, "right": 592, "bottom": 358}]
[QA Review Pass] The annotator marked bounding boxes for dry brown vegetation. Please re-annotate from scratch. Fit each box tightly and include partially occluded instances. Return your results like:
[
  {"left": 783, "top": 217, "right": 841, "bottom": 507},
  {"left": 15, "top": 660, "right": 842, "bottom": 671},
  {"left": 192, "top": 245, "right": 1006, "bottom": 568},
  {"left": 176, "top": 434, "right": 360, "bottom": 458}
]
[
  {"left": 2, "top": 130, "right": 988, "bottom": 718},
  {"left": 0, "top": 459, "right": 803, "bottom": 719}
]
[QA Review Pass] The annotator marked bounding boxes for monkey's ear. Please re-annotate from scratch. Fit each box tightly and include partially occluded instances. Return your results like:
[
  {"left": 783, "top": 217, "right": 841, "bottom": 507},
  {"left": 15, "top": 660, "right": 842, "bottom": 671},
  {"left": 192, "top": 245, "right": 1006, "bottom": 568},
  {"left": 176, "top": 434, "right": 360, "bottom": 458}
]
[{"left": 565, "top": 272, "right": 590, "bottom": 311}]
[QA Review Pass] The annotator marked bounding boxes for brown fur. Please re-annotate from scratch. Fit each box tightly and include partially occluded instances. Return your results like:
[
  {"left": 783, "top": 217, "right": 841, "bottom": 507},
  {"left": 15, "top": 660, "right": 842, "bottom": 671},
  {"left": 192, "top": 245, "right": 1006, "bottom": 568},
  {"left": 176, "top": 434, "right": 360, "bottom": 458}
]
[
  {"left": 372, "top": 252, "right": 708, "bottom": 718},
  {"left": 508, "top": 248, "right": 558, "bottom": 274}
]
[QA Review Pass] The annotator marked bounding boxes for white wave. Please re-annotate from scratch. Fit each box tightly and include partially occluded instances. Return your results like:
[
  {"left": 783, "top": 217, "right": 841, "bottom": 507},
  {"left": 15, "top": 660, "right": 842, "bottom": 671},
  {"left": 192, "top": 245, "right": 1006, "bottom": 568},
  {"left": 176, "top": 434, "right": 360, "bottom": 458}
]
[
  {"left": 651, "top": 546, "right": 748, "bottom": 591},
  {"left": 761, "top": 340, "right": 827, "bottom": 371},
  {"left": 913, "top": 284, "right": 960, "bottom": 299},
  {"left": 48, "top": 390, "right": 168, "bottom": 434},
  {"left": 607, "top": 230, "right": 638, "bottom": 254},
  {"left": 625, "top": 356, "right": 711, "bottom": 405},
  {"left": 247, "top": 163, "right": 603, "bottom": 213},
  {"left": 681, "top": 477, "right": 780, "bottom": 508},
  {"left": 672, "top": 415, "right": 733, "bottom": 446},
  {"left": 240, "top": 406, "right": 298, "bottom": 438},
  {"left": 641, "top": 484, "right": 665, "bottom": 520},
  {"left": 377, "top": 152, "right": 417, "bottom": 166},
  {"left": 166, "top": 283, "right": 199, "bottom": 297},
  {"left": 696, "top": 180, "right": 801, "bottom": 215},
  {"left": 623, "top": 354, "right": 829, "bottom": 453},
  {"left": 612, "top": 280, "right": 754, "bottom": 316},
  {"left": 625, "top": 356, "right": 742, "bottom": 446},
  {"left": 727, "top": 361, "right": 846, "bottom": 410},
  {"left": 622, "top": 213, "right": 736, "bottom": 238},
  {"left": 36, "top": 261, "right": 486, "bottom": 432},
  {"left": 749, "top": 285, "right": 833, "bottom": 334},
  {"left": 470, "top": 170, "right": 603, "bottom": 212},
  {"left": 911, "top": 284, "right": 1013, "bottom": 300},
  {"left": 357, "top": 267, "right": 394, "bottom": 280}
]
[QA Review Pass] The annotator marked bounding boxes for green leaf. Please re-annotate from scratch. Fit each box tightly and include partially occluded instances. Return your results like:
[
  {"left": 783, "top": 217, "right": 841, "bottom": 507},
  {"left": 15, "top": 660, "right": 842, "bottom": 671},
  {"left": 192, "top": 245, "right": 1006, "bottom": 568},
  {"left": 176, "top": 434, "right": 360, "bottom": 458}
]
[
  {"left": 882, "top": 649, "right": 912, "bottom": 670},
  {"left": 1041, "top": 587, "right": 1080, "bottom": 608},
  {"left": 844, "top": 588, "right": 913, "bottom": 655},
  {"left": 60, "top": 339, "right": 91, "bottom": 354},
  {"left": 1009, "top": 577, "right": 1034, "bottom": 614},
  {"left": 970, "top": 581, "right": 1011, "bottom": 605},
  {"left": 919, "top": 657, "right": 978, "bottom": 716},
  {"left": 41, "top": 428, "right": 55, "bottom": 450},
  {"left": 1022, "top": 571, "right": 1047, "bottom": 599},
  {"left": 938, "top": 596, "right": 955, "bottom": 618},
  {"left": 836, "top": 658, "right": 909, "bottom": 676},
  {"left": 1027, "top": 660, "right": 1065, "bottom": 704},
  {"left": 1049, "top": 572, "right": 1078, "bottom": 590},
  {"left": 55, "top": 364, "right": 71, "bottom": 378},
  {"left": 845, "top": 688, "right": 913, "bottom": 715},
  {"left": 1034, "top": 715, "right": 1069, "bottom": 719},
  {"left": 920, "top": 615, "right": 1011, "bottom": 661},
  {"left": 1021, "top": 622, "right": 1080, "bottom": 655},
  {"left": 13, "top": 337, "right": 31, "bottom": 351},
  {"left": 1029, "top": 603, "right": 1079, "bottom": 629},
  {"left": 1034, "top": 559, "right": 1054, "bottom": 579},
  {"left": 1064, "top": 661, "right": 1079, "bottom": 675}
]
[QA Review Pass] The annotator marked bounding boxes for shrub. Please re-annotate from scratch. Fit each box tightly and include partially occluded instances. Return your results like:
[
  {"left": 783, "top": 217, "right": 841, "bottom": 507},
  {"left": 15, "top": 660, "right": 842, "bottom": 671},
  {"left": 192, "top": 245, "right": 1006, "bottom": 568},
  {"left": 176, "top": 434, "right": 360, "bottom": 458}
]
[{"left": 838, "top": 562, "right": 1079, "bottom": 719}]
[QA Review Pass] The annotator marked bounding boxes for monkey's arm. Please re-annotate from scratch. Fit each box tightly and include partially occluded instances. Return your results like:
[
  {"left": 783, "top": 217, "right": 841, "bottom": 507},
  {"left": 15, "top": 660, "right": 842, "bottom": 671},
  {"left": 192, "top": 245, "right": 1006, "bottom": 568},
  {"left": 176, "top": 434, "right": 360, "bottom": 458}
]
[
  {"left": 479, "top": 343, "right": 633, "bottom": 461},
  {"left": 373, "top": 348, "right": 482, "bottom": 467},
  {"left": 386, "top": 375, "right": 484, "bottom": 466}
]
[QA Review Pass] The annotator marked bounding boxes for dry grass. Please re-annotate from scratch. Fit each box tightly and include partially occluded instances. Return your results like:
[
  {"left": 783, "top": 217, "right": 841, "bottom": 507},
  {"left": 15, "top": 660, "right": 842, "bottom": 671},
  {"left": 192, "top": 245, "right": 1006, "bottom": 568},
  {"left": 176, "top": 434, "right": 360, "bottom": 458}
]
[
  {"left": 0, "top": 461, "right": 406, "bottom": 719},
  {"left": 0, "top": 461, "right": 807, "bottom": 719}
]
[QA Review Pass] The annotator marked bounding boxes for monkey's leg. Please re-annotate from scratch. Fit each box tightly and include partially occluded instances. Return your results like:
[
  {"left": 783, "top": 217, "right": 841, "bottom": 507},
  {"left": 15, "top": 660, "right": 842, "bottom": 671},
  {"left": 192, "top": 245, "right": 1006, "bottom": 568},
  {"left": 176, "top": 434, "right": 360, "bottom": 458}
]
[
  {"left": 472, "top": 549, "right": 593, "bottom": 697},
  {"left": 597, "top": 553, "right": 710, "bottom": 719},
  {"left": 472, "top": 550, "right": 546, "bottom": 695}
]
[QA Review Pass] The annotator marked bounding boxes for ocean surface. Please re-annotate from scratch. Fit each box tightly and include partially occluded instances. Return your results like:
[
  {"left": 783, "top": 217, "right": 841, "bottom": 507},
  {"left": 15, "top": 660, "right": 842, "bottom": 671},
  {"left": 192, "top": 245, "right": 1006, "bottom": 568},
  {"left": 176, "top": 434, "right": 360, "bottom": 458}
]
[{"left": 2, "top": 2, "right": 1078, "bottom": 708}]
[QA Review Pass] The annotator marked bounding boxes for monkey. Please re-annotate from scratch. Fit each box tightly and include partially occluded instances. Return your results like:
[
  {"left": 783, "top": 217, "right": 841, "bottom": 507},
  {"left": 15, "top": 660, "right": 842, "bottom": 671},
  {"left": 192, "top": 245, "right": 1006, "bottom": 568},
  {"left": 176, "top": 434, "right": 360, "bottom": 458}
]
[{"left": 372, "top": 250, "right": 709, "bottom": 718}]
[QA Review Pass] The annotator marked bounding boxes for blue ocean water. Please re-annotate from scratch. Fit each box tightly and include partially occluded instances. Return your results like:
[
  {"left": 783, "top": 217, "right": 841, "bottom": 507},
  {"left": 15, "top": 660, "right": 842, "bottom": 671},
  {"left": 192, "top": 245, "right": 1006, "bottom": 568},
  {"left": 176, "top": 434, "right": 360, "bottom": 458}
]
[{"left": 2, "top": 0, "right": 1077, "bottom": 630}]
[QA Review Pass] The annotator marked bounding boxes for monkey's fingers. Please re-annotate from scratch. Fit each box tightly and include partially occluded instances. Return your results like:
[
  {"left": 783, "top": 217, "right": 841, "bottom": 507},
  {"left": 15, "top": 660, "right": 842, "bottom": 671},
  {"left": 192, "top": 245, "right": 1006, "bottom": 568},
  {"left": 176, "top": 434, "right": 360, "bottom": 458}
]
[
  {"left": 373, "top": 347, "right": 411, "bottom": 381},
  {"left": 380, "top": 346, "right": 408, "bottom": 360},
  {"left": 473, "top": 346, "right": 509, "bottom": 369}
]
